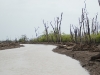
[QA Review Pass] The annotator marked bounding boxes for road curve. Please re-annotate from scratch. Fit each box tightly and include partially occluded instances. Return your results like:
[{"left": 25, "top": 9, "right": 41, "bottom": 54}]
[{"left": 0, "top": 44, "right": 89, "bottom": 75}]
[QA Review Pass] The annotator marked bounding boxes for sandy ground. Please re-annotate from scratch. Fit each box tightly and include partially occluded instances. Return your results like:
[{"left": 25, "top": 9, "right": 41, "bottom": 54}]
[{"left": 0, "top": 44, "right": 89, "bottom": 75}]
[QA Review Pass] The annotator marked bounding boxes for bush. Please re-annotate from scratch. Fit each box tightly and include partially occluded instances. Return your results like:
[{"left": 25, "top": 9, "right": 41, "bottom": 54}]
[
  {"left": 95, "top": 34, "right": 100, "bottom": 43},
  {"left": 61, "top": 33, "right": 71, "bottom": 42},
  {"left": 33, "top": 32, "right": 72, "bottom": 43},
  {"left": 18, "top": 35, "right": 28, "bottom": 43},
  {"left": 38, "top": 35, "right": 47, "bottom": 42}
]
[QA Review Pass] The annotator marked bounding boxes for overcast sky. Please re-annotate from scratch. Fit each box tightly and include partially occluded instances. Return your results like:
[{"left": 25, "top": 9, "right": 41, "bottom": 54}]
[{"left": 0, "top": 0, "right": 100, "bottom": 40}]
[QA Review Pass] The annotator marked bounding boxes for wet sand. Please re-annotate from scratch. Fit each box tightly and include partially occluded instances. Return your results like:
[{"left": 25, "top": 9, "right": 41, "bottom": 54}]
[{"left": 0, "top": 44, "right": 89, "bottom": 75}]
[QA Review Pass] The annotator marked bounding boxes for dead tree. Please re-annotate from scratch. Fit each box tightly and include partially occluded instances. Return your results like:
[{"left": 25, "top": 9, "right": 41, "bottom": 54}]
[
  {"left": 70, "top": 0, "right": 100, "bottom": 45},
  {"left": 34, "top": 27, "right": 39, "bottom": 42},
  {"left": 70, "top": 1, "right": 92, "bottom": 44},
  {"left": 79, "top": 18, "right": 82, "bottom": 42},
  {"left": 58, "top": 13, "right": 63, "bottom": 43},
  {"left": 50, "top": 12, "right": 63, "bottom": 43},
  {"left": 79, "top": 2, "right": 91, "bottom": 43},
  {"left": 34, "top": 27, "right": 39, "bottom": 38},
  {"left": 50, "top": 21, "right": 57, "bottom": 43},
  {"left": 43, "top": 20, "right": 49, "bottom": 42},
  {"left": 74, "top": 27, "right": 78, "bottom": 43},
  {"left": 91, "top": 14, "right": 99, "bottom": 43},
  {"left": 98, "top": 0, "right": 100, "bottom": 6},
  {"left": 70, "top": 24, "right": 74, "bottom": 42},
  {"left": 94, "top": 14, "right": 99, "bottom": 35},
  {"left": 86, "top": 17, "right": 91, "bottom": 43},
  {"left": 91, "top": 18, "right": 95, "bottom": 34}
]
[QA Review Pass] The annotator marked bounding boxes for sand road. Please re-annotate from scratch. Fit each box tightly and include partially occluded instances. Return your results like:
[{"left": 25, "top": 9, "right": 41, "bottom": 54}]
[{"left": 0, "top": 44, "right": 89, "bottom": 75}]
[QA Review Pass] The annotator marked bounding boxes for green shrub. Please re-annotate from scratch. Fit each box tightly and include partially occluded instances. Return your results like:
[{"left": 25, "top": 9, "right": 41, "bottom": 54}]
[
  {"left": 38, "top": 35, "right": 47, "bottom": 42},
  {"left": 18, "top": 35, "right": 28, "bottom": 43},
  {"left": 33, "top": 32, "right": 72, "bottom": 42},
  {"left": 90, "top": 34, "right": 100, "bottom": 43},
  {"left": 61, "top": 34, "right": 71, "bottom": 42},
  {"left": 95, "top": 34, "right": 100, "bottom": 43}
]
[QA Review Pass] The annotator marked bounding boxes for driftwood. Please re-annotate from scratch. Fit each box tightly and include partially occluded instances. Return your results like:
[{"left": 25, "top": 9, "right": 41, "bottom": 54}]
[
  {"left": 57, "top": 43, "right": 76, "bottom": 50},
  {"left": 64, "top": 46, "right": 74, "bottom": 50},
  {"left": 57, "top": 43, "right": 100, "bottom": 52}
]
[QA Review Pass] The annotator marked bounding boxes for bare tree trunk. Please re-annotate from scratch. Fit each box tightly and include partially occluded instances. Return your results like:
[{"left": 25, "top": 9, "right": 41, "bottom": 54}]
[
  {"left": 50, "top": 22, "right": 57, "bottom": 43},
  {"left": 34, "top": 27, "right": 39, "bottom": 42},
  {"left": 50, "top": 12, "right": 63, "bottom": 43},
  {"left": 79, "top": 18, "right": 82, "bottom": 42},
  {"left": 59, "top": 13, "right": 63, "bottom": 43},
  {"left": 70, "top": 24, "right": 74, "bottom": 42},
  {"left": 43, "top": 20, "right": 49, "bottom": 43}
]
